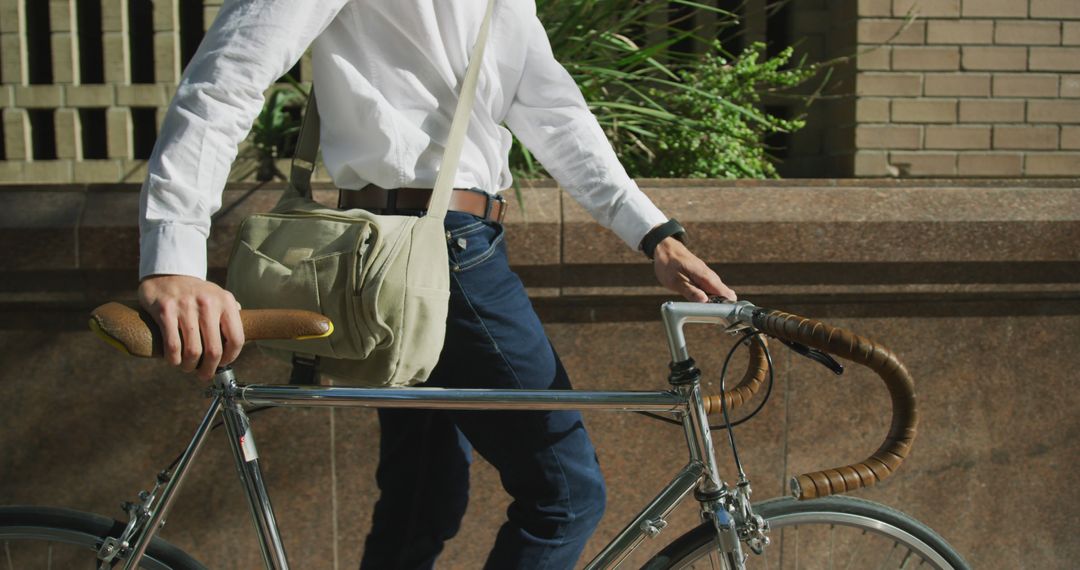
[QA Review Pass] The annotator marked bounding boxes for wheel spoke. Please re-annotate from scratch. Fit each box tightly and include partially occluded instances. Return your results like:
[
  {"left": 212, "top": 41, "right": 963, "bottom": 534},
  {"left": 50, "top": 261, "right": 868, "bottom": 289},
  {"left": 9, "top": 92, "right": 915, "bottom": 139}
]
[
  {"left": 829, "top": 524, "right": 835, "bottom": 569},
  {"left": 876, "top": 542, "right": 898, "bottom": 570},
  {"left": 644, "top": 497, "right": 967, "bottom": 570},
  {"left": 794, "top": 525, "right": 799, "bottom": 569},
  {"left": 843, "top": 529, "right": 867, "bottom": 570},
  {"left": 898, "top": 547, "right": 916, "bottom": 569}
]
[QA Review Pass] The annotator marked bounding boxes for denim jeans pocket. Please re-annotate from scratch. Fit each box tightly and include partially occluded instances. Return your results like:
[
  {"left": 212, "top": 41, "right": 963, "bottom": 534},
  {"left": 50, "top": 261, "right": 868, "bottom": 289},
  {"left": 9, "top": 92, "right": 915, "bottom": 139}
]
[{"left": 446, "top": 213, "right": 504, "bottom": 273}]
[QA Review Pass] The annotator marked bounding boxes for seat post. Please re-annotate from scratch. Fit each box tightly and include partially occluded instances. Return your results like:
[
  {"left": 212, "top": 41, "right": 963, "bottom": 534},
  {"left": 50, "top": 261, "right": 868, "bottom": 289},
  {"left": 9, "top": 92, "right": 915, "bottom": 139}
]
[{"left": 217, "top": 367, "right": 291, "bottom": 570}]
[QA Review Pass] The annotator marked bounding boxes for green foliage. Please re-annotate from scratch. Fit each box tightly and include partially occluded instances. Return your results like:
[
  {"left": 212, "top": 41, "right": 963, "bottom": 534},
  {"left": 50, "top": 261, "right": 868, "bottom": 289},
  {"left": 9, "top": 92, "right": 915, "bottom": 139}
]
[
  {"left": 513, "top": 0, "right": 819, "bottom": 180},
  {"left": 234, "top": 83, "right": 306, "bottom": 182},
  {"left": 628, "top": 42, "right": 813, "bottom": 178}
]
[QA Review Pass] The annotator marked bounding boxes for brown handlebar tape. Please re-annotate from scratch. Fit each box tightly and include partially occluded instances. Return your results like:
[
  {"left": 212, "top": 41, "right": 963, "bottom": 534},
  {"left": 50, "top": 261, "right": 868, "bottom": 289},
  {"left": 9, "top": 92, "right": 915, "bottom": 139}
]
[
  {"left": 89, "top": 302, "right": 333, "bottom": 358},
  {"left": 700, "top": 335, "right": 770, "bottom": 415},
  {"left": 751, "top": 309, "right": 918, "bottom": 500}
]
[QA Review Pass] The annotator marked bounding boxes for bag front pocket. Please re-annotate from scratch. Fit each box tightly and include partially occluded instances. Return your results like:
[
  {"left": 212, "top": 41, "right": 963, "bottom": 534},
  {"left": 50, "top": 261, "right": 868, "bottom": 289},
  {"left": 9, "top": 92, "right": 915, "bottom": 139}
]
[
  {"left": 303, "top": 251, "right": 371, "bottom": 360},
  {"left": 227, "top": 239, "right": 337, "bottom": 356}
]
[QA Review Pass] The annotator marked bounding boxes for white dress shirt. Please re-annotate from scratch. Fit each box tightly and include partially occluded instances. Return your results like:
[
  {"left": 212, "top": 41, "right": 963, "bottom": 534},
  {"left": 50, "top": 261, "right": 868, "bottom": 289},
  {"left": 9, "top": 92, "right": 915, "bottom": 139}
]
[{"left": 139, "top": 0, "right": 668, "bottom": 279}]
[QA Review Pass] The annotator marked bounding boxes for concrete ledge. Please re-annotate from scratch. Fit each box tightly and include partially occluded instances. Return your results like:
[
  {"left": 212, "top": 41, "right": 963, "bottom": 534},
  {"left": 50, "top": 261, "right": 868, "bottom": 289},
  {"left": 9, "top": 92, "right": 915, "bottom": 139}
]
[{"left": 0, "top": 179, "right": 1077, "bottom": 322}]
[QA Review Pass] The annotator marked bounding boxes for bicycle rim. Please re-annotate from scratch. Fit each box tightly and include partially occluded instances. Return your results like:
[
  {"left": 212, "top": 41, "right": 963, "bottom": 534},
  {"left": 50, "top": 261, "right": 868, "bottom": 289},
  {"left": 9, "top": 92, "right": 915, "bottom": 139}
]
[
  {"left": 0, "top": 506, "right": 204, "bottom": 570},
  {"left": 644, "top": 496, "right": 969, "bottom": 570}
]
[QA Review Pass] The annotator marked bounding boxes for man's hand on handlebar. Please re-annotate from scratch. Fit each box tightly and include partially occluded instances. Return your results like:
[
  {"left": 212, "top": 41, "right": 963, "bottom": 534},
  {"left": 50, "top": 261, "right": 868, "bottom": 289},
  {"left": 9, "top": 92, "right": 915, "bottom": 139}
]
[
  {"left": 652, "top": 237, "right": 737, "bottom": 303},
  {"left": 137, "top": 275, "right": 245, "bottom": 382}
]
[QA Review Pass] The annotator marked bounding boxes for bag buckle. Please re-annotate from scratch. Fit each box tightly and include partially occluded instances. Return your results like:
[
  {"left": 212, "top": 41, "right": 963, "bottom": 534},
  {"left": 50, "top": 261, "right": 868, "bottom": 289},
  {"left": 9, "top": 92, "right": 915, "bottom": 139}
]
[{"left": 289, "top": 354, "right": 320, "bottom": 386}]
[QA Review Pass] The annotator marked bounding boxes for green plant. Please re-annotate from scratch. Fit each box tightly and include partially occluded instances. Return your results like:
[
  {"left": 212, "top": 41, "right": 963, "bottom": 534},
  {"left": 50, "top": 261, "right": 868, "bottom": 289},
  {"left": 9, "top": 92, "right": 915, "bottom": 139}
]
[
  {"left": 629, "top": 42, "right": 813, "bottom": 178},
  {"left": 233, "top": 82, "right": 306, "bottom": 182},
  {"left": 512, "top": 0, "right": 820, "bottom": 180}
]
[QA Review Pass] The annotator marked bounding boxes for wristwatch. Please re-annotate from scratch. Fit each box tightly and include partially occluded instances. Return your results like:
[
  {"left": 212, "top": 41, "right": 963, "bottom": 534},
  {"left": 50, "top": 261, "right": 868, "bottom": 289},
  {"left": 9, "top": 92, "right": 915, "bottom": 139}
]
[{"left": 640, "top": 218, "right": 687, "bottom": 260}]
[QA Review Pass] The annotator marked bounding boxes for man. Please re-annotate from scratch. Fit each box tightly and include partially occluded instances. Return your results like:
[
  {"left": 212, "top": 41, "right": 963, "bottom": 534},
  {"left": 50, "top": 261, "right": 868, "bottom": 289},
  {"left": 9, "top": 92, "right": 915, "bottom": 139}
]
[{"left": 138, "top": 0, "right": 736, "bottom": 567}]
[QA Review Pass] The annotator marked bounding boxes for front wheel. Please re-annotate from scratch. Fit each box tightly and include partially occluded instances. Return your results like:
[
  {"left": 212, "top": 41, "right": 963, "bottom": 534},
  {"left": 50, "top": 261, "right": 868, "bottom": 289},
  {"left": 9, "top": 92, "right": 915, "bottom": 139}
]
[
  {"left": 643, "top": 496, "right": 969, "bottom": 569},
  {"left": 0, "top": 506, "right": 205, "bottom": 569}
]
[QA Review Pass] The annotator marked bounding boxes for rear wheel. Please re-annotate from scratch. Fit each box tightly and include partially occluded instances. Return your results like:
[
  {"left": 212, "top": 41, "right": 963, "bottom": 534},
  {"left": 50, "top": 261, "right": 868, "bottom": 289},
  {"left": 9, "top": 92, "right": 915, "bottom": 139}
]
[
  {"left": 643, "top": 496, "right": 969, "bottom": 569},
  {"left": 0, "top": 506, "right": 204, "bottom": 569}
]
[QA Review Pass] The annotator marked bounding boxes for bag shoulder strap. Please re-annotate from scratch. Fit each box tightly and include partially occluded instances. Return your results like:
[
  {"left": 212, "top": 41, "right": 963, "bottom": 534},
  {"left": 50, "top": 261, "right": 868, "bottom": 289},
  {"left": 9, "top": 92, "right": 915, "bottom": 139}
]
[
  {"left": 289, "top": 0, "right": 497, "bottom": 222},
  {"left": 289, "top": 89, "right": 320, "bottom": 195}
]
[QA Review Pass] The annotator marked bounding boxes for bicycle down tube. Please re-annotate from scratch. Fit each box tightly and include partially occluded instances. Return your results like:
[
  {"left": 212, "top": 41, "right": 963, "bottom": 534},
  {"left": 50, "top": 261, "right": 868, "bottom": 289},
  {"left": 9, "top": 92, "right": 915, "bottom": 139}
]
[{"left": 221, "top": 396, "right": 733, "bottom": 568}]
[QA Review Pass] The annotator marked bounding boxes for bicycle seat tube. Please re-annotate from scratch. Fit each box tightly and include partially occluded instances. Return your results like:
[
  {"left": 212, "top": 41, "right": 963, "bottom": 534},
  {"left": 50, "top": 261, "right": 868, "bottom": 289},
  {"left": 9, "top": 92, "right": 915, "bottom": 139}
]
[{"left": 217, "top": 367, "right": 291, "bottom": 570}]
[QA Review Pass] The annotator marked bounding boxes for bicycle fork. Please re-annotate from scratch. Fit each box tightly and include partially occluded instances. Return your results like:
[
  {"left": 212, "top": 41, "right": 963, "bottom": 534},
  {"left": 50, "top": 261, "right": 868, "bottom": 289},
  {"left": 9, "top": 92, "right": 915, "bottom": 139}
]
[
  {"left": 674, "top": 361, "right": 748, "bottom": 570},
  {"left": 107, "top": 368, "right": 290, "bottom": 570}
]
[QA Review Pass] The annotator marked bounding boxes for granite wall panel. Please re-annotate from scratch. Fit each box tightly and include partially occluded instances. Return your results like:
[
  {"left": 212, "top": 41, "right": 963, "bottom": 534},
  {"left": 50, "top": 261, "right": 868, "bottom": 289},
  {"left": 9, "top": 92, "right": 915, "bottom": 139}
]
[{"left": 0, "top": 180, "right": 1077, "bottom": 568}]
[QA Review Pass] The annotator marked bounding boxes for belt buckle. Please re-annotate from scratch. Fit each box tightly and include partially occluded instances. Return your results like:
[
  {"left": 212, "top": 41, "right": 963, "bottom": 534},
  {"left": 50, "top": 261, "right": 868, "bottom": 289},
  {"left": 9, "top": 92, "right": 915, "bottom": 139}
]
[
  {"left": 464, "top": 187, "right": 505, "bottom": 223},
  {"left": 484, "top": 189, "right": 507, "bottom": 224},
  {"left": 495, "top": 193, "right": 506, "bottom": 224}
]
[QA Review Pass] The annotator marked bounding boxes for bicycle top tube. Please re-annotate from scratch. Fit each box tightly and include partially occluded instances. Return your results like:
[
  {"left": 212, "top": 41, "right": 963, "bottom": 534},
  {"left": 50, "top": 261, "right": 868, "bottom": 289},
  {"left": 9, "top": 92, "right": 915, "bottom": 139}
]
[{"left": 237, "top": 384, "right": 688, "bottom": 413}]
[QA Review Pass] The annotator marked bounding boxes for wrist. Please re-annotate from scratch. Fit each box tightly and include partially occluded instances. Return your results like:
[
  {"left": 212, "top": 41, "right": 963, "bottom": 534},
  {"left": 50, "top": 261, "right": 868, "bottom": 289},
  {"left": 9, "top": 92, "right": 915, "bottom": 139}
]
[
  {"left": 640, "top": 218, "right": 687, "bottom": 260},
  {"left": 652, "top": 236, "right": 683, "bottom": 260}
]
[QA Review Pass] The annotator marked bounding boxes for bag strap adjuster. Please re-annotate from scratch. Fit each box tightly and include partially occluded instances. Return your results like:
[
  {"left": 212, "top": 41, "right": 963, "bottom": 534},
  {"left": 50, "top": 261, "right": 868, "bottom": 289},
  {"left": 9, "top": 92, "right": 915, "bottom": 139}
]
[{"left": 289, "top": 353, "right": 320, "bottom": 385}]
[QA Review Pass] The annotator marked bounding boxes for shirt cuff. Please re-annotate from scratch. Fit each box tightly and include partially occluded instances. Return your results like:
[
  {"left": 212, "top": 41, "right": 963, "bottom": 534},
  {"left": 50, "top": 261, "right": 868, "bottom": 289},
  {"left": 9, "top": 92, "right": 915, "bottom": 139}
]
[
  {"left": 139, "top": 223, "right": 209, "bottom": 280},
  {"left": 608, "top": 185, "right": 670, "bottom": 251}
]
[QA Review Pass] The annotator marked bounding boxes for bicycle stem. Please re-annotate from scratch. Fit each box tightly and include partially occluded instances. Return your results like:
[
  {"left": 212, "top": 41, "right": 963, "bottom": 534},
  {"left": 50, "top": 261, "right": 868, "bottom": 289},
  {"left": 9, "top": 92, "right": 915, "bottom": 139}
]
[{"left": 660, "top": 300, "right": 756, "bottom": 363}]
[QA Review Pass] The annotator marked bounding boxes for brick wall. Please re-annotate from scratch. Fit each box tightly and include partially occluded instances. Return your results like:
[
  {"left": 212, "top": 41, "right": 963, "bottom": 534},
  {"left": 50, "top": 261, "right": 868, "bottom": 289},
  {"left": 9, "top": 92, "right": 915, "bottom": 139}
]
[{"left": 853, "top": 0, "right": 1080, "bottom": 176}]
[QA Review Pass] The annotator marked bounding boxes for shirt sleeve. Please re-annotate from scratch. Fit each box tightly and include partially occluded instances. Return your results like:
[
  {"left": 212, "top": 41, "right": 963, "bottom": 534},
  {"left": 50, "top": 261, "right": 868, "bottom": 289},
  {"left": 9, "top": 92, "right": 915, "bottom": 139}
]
[
  {"left": 139, "top": 0, "right": 348, "bottom": 280},
  {"left": 503, "top": 13, "right": 668, "bottom": 251}
]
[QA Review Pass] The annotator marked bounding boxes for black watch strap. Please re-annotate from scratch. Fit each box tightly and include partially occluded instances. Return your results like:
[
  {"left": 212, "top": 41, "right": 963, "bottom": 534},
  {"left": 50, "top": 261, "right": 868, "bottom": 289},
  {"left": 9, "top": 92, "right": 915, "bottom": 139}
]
[{"left": 641, "top": 218, "right": 687, "bottom": 260}]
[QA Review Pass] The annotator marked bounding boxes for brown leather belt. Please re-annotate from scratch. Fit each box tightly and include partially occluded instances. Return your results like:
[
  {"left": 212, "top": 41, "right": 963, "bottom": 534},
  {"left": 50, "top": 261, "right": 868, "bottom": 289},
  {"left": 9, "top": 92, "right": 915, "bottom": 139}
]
[{"left": 338, "top": 185, "right": 506, "bottom": 223}]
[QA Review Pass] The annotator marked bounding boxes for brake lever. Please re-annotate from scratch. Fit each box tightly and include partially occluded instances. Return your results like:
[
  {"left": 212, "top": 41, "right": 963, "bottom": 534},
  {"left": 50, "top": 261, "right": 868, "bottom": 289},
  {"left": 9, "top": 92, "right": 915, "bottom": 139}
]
[
  {"left": 778, "top": 339, "right": 844, "bottom": 375},
  {"left": 706, "top": 296, "right": 843, "bottom": 375}
]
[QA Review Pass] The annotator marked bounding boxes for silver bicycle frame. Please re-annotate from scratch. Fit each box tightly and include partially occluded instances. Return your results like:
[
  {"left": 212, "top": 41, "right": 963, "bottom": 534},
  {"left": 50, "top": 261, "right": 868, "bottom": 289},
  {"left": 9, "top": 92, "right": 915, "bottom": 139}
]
[{"left": 123, "top": 301, "right": 754, "bottom": 570}]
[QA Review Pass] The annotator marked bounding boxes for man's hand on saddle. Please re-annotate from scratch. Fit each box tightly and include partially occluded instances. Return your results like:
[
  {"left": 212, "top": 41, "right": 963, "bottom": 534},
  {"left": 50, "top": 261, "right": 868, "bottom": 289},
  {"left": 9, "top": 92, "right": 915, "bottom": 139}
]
[
  {"left": 137, "top": 275, "right": 246, "bottom": 381},
  {"left": 652, "top": 237, "right": 737, "bottom": 303}
]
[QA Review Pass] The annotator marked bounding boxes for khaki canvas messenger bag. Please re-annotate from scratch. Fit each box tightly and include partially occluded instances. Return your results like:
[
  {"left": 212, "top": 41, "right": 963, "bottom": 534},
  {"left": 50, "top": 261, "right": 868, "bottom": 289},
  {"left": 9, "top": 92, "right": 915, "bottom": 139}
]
[{"left": 225, "top": 0, "right": 495, "bottom": 386}]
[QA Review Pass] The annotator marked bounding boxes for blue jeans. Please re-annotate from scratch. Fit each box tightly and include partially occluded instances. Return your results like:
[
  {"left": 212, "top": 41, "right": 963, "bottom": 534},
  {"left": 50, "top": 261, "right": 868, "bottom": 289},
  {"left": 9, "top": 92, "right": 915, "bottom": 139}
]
[{"left": 359, "top": 211, "right": 607, "bottom": 569}]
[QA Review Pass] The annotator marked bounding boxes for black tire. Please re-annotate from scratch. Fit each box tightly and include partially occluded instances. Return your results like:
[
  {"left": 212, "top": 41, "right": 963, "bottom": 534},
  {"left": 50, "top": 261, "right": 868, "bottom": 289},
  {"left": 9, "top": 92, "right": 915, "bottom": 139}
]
[
  {"left": 0, "top": 506, "right": 206, "bottom": 569},
  {"left": 643, "top": 495, "right": 970, "bottom": 569}
]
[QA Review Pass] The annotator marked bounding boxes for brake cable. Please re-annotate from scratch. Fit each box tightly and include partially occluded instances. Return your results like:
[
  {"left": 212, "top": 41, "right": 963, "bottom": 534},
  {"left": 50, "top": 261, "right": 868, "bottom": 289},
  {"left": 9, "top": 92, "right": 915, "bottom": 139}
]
[{"left": 636, "top": 330, "right": 775, "bottom": 433}]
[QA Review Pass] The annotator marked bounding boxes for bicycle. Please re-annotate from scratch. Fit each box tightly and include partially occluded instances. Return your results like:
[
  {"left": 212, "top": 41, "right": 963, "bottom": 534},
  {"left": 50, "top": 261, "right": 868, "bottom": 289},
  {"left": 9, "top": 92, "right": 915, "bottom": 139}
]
[{"left": 0, "top": 299, "right": 969, "bottom": 569}]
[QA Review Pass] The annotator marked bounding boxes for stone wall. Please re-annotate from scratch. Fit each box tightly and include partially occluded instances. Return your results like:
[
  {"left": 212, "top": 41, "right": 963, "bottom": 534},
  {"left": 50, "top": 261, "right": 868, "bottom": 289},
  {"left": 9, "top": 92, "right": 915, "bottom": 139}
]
[
  {"left": 854, "top": 0, "right": 1080, "bottom": 177},
  {"left": 1, "top": 179, "right": 1077, "bottom": 568}
]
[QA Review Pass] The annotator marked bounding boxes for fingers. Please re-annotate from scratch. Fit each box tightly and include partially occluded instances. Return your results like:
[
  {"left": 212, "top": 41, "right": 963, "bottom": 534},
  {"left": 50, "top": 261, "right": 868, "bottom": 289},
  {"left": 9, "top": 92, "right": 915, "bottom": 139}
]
[
  {"left": 196, "top": 297, "right": 224, "bottom": 381},
  {"left": 157, "top": 301, "right": 183, "bottom": 367},
  {"left": 689, "top": 260, "right": 737, "bottom": 302},
  {"left": 675, "top": 277, "right": 709, "bottom": 303},
  {"left": 179, "top": 301, "right": 204, "bottom": 374},
  {"left": 220, "top": 295, "right": 245, "bottom": 367},
  {"left": 652, "top": 240, "right": 738, "bottom": 303},
  {"left": 138, "top": 276, "right": 246, "bottom": 383}
]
